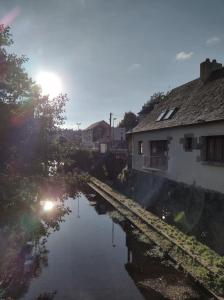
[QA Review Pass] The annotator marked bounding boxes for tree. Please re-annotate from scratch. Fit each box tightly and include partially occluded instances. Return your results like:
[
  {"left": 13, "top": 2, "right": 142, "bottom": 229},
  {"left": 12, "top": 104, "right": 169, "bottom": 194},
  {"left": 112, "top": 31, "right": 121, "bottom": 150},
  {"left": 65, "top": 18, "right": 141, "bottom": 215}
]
[
  {"left": 138, "top": 91, "right": 170, "bottom": 117},
  {"left": 0, "top": 25, "right": 33, "bottom": 104},
  {"left": 118, "top": 111, "right": 138, "bottom": 131},
  {"left": 0, "top": 25, "right": 68, "bottom": 175}
]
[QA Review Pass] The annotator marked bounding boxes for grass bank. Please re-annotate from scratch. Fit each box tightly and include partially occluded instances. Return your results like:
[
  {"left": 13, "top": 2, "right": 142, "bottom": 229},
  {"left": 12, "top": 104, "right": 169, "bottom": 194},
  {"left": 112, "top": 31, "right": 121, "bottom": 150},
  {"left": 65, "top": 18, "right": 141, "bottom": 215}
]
[{"left": 89, "top": 176, "right": 224, "bottom": 299}]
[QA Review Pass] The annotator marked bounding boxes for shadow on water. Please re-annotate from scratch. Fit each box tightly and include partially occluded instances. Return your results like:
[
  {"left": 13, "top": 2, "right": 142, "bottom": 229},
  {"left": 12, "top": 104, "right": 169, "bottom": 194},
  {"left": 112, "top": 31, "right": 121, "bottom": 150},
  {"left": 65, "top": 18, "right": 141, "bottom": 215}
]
[
  {"left": 86, "top": 190, "right": 214, "bottom": 300},
  {"left": 114, "top": 170, "right": 224, "bottom": 256},
  {"left": 0, "top": 178, "right": 213, "bottom": 300}
]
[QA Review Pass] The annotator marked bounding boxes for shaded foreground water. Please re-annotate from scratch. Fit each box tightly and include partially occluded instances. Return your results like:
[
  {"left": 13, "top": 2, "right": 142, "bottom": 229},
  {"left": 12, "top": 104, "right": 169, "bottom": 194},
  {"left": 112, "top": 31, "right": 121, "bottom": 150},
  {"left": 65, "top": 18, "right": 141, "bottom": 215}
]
[{"left": 1, "top": 181, "right": 213, "bottom": 300}]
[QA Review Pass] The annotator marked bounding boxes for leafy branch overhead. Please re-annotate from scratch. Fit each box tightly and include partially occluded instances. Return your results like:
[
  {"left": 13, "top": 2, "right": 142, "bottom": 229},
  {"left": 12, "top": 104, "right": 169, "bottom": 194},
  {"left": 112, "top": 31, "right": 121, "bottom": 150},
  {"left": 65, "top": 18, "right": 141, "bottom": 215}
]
[{"left": 0, "top": 25, "right": 69, "bottom": 175}]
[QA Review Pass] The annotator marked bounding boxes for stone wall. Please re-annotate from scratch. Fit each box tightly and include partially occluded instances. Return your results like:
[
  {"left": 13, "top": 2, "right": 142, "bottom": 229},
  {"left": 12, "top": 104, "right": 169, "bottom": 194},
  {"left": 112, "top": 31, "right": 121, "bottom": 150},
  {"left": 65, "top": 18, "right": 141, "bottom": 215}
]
[{"left": 114, "top": 169, "right": 224, "bottom": 255}]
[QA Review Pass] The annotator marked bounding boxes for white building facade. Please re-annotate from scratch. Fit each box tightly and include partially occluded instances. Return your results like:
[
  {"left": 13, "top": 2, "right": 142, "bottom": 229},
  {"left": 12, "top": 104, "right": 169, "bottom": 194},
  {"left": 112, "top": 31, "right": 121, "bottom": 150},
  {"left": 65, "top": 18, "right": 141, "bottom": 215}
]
[
  {"left": 132, "top": 122, "right": 224, "bottom": 194},
  {"left": 131, "top": 58, "right": 224, "bottom": 194}
]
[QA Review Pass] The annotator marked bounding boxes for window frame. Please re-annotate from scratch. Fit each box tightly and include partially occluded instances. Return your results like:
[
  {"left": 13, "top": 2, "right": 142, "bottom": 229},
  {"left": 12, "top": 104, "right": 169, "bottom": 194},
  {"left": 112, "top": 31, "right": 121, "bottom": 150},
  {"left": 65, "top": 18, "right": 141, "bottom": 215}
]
[
  {"left": 156, "top": 107, "right": 177, "bottom": 122},
  {"left": 163, "top": 107, "right": 177, "bottom": 120},
  {"left": 138, "top": 140, "right": 143, "bottom": 155},
  {"left": 205, "top": 136, "right": 224, "bottom": 163},
  {"left": 156, "top": 110, "right": 167, "bottom": 122},
  {"left": 149, "top": 140, "right": 168, "bottom": 170},
  {"left": 184, "top": 136, "right": 193, "bottom": 152}
]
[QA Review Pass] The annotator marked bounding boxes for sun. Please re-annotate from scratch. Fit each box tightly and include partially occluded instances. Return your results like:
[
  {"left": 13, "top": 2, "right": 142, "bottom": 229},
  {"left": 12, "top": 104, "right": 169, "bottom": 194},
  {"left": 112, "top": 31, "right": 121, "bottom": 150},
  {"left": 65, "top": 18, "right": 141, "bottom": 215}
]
[
  {"left": 43, "top": 200, "right": 55, "bottom": 212},
  {"left": 36, "top": 71, "right": 63, "bottom": 98}
]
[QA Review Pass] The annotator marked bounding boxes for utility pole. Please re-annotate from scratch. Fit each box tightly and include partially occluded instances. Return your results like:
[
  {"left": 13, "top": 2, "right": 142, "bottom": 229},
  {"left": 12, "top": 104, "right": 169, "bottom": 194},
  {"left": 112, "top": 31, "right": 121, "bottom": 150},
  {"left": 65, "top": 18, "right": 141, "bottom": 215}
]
[
  {"left": 113, "top": 117, "right": 117, "bottom": 145},
  {"left": 109, "top": 112, "right": 112, "bottom": 149},
  {"left": 76, "top": 122, "right": 81, "bottom": 130}
]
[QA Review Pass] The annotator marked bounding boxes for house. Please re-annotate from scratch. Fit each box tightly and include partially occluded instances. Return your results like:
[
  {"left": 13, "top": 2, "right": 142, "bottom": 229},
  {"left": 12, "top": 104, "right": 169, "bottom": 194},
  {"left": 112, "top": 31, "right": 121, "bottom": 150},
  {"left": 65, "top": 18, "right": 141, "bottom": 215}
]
[
  {"left": 82, "top": 120, "right": 127, "bottom": 152},
  {"left": 82, "top": 120, "right": 110, "bottom": 151},
  {"left": 130, "top": 58, "right": 224, "bottom": 194}
]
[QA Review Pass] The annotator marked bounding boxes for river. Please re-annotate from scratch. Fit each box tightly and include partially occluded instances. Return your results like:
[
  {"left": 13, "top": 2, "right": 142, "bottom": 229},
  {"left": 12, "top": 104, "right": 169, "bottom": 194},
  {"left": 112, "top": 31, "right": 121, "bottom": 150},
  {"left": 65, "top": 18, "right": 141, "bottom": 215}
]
[{"left": 0, "top": 181, "right": 212, "bottom": 300}]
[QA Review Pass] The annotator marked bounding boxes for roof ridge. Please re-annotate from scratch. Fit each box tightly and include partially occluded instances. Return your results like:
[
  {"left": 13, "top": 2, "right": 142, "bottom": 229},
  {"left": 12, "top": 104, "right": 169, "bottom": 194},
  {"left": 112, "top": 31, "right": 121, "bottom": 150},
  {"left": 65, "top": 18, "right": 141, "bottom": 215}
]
[{"left": 132, "top": 76, "right": 224, "bottom": 133}]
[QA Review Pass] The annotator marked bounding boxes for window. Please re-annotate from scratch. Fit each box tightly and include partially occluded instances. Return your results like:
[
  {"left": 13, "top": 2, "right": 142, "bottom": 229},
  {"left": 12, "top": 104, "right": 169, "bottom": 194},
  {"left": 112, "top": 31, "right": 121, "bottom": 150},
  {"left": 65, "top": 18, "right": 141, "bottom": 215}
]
[
  {"left": 205, "top": 136, "right": 224, "bottom": 162},
  {"left": 163, "top": 108, "right": 177, "bottom": 120},
  {"left": 149, "top": 140, "right": 168, "bottom": 170},
  {"left": 138, "top": 141, "right": 143, "bottom": 155},
  {"left": 156, "top": 110, "right": 167, "bottom": 121},
  {"left": 156, "top": 108, "right": 177, "bottom": 122},
  {"left": 184, "top": 137, "right": 193, "bottom": 151}
]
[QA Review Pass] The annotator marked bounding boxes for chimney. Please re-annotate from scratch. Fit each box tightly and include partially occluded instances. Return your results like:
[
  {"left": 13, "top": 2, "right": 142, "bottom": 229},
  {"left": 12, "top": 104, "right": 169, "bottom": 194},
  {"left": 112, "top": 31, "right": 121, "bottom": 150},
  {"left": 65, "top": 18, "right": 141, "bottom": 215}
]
[{"left": 200, "top": 58, "right": 222, "bottom": 82}]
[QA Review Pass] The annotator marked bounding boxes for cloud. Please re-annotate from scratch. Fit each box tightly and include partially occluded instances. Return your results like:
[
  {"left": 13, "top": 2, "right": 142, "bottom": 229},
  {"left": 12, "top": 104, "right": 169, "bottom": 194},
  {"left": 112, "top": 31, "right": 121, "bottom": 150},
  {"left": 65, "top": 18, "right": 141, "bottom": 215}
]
[
  {"left": 175, "top": 51, "right": 194, "bottom": 61},
  {"left": 128, "top": 63, "right": 141, "bottom": 71},
  {"left": 206, "top": 36, "right": 221, "bottom": 46}
]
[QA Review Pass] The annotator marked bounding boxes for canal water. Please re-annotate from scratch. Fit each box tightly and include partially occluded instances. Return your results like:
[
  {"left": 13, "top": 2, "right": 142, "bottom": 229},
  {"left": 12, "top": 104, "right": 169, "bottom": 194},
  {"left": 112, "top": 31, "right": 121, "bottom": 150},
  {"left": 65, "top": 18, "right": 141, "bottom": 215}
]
[{"left": 2, "top": 187, "right": 212, "bottom": 300}]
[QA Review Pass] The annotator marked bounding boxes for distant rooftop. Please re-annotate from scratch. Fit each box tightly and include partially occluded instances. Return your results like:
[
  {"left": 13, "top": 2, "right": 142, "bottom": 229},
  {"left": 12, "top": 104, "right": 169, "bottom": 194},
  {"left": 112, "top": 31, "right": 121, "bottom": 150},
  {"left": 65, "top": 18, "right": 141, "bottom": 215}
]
[{"left": 85, "top": 120, "right": 110, "bottom": 130}]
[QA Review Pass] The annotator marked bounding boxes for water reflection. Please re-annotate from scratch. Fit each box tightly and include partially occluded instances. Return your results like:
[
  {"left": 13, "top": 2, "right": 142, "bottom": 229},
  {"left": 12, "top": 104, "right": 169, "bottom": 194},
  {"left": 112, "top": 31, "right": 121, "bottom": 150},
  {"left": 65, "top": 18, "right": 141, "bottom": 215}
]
[
  {"left": 0, "top": 181, "right": 212, "bottom": 300},
  {"left": 118, "top": 175, "right": 224, "bottom": 256},
  {"left": 76, "top": 196, "right": 80, "bottom": 218},
  {"left": 84, "top": 190, "right": 211, "bottom": 300},
  {"left": 42, "top": 200, "right": 55, "bottom": 212},
  {"left": 0, "top": 176, "right": 79, "bottom": 300}
]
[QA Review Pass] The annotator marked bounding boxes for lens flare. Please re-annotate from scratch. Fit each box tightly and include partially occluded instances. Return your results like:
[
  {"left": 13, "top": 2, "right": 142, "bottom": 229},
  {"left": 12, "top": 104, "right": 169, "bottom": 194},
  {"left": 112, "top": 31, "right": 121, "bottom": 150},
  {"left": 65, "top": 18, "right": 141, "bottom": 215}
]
[
  {"left": 0, "top": 7, "right": 20, "bottom": 28},
  {"left": 36, "top": 71, "right": 62, "bottom": 98},
  {"left": 43, "top": 200, "right": 55, "bottom": 212}
]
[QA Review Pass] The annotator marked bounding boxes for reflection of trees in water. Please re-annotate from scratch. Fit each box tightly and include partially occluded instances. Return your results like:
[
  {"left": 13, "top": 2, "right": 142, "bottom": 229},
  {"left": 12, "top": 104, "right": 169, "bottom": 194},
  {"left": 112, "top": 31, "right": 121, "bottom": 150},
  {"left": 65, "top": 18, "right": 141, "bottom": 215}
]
[
  {"left": 124, "top": 224, "right": 211, "bottom": 300},
  {"left": 4, "top": 240, "right": 50, "bottom": 299},
  {"left": 116, "top": 171, "right": 224, "bottom": 256},
  {"left": 36, "top": 291, "right": 57, "bottom": 300},
  {"left": 0, "top": 176, "right": 80, "bottom": 300},
  {"left": 84, "top": 191, "right": 211, "bottom": 300}
]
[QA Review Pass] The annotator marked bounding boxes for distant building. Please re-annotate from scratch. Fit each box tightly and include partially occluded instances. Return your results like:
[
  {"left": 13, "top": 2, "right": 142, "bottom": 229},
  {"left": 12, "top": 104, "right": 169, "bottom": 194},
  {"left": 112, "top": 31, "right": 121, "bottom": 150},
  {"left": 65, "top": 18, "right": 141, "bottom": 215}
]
[
  {"left": 58, "top": 129, "right": 82, "bottom": 145},
  {"left": 82, "top": 120, "right": 126, "bottom": 152},
  {"left": 130, "top": 59, "right": 224, "bottom": 194},
  {"left": 82, "top": 120, "right": 110, "bottom": 151},
  {"left": 112, "top": 127, "right": 126, "bottom": 148}
]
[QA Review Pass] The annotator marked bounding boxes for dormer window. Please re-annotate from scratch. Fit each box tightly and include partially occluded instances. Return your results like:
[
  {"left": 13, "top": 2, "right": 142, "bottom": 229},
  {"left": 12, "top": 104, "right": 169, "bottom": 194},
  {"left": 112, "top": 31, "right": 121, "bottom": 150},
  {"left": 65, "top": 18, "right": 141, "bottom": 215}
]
[
  {"left": 156, "top": 107, "right": 177, "bottom": 121},
  {"left": 156, "top": 110, "right": 167, "bottom": 121},
  {"left": 163, "top": 108, "right": 177, "bottom": 120}
]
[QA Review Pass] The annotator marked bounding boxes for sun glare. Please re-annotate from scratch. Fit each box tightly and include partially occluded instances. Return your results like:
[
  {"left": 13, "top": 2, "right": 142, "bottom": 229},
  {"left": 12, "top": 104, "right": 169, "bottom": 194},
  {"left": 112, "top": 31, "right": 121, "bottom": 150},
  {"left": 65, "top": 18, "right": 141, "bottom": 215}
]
[
  {"left": 36, "top": 71, "right": 62, "bottom": 98},
  {"left": 43, "top": 200, "right": 55, "bottom": 212}
]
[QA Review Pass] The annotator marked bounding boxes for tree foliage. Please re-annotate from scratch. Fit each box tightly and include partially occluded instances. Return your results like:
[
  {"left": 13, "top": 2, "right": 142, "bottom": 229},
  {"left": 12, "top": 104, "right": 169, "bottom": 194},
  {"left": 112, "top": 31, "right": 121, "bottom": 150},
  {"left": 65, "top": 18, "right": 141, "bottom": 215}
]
[
  {"left": 138, "top": 91, "right": 170, "bottom": 116},
  {"left": 118, "top": 111, "right": 138, "bottom": 131},
  {"left": 0, "top": 25, "right": 68, "bottom": 175}
]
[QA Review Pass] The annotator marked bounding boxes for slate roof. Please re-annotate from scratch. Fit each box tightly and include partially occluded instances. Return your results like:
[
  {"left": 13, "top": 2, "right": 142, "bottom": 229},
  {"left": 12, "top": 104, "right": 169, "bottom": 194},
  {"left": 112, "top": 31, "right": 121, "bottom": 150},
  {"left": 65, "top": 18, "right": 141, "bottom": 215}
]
[
  {"left": 132, "top": 75, "right": 224, "bottom": 133},
  {"left": 85, "top": 120, "right": 110, "bottom": 130}
]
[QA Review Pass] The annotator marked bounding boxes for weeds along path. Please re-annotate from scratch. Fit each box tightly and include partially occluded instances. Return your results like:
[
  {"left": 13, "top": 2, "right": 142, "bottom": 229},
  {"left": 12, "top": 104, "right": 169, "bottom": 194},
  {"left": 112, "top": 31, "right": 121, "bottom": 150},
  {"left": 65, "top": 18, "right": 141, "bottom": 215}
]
[{"left": 89, "top": 177, "right": 224, "bottom": 300}]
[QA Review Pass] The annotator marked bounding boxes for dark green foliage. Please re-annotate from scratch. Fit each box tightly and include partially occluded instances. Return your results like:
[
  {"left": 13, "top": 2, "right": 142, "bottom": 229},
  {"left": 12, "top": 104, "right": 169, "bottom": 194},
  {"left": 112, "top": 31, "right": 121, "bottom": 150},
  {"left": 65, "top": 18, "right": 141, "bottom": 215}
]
[
  {"left": 0, "top": 25, "right": 68, "bottom": 175},
  {"left": 65, "top": 149, "right": 126, "bottom": 180},
  {"left": 0, "top": 174, "right": 84, "bottom": 298},
  {"left": 138, "top": 91, "right": 170, "bottom": 116},
  {"left": 118, "top": 111, "right": 138, "bottom": 131},
  {"left": 36, "top": 291, "right": 57, "bottom": 300}
]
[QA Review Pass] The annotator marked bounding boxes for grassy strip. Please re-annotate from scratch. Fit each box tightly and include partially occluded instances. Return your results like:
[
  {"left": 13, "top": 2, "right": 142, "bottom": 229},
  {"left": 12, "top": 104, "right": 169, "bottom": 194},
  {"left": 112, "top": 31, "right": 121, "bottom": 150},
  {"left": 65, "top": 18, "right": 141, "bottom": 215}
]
[{"left": 89, "top": 177, "right": 224, "bottom": 298}]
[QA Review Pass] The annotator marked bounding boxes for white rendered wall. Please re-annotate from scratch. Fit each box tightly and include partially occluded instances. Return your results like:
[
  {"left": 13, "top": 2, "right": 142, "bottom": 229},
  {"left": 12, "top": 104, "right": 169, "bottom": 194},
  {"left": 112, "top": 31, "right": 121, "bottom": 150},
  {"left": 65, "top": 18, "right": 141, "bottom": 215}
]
[{"left": 132, "top": 122, "right": 224, "bottom": 194}]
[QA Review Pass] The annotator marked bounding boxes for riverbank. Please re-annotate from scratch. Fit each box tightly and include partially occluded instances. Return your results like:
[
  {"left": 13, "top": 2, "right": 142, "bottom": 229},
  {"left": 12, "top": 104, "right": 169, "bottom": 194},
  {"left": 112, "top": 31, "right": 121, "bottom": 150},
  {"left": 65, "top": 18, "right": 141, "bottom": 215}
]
[
  {"left": 89, "top": 176, "right": 224, "bottom": 299},
  {"left": 110, "top": 168, "right": 224, "bottom": 256},
  {"left": 0, "top": 177, "right": 209, "bottom": 300}
]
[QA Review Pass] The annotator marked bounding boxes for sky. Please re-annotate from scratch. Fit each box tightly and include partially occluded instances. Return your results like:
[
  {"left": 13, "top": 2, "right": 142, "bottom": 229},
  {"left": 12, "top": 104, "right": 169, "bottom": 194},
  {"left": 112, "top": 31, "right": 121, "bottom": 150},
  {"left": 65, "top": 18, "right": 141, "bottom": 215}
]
[{"left": 0, "top": 0, "right": 224, "bottom": 129}]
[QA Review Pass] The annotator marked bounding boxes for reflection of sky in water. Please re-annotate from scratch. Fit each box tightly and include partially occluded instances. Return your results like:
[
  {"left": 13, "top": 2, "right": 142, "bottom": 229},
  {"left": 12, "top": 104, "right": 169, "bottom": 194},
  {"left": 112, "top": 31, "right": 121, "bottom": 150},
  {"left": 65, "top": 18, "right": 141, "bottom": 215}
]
[{"left": 20, "top": 194, "right": 145, "bottom": 300}]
